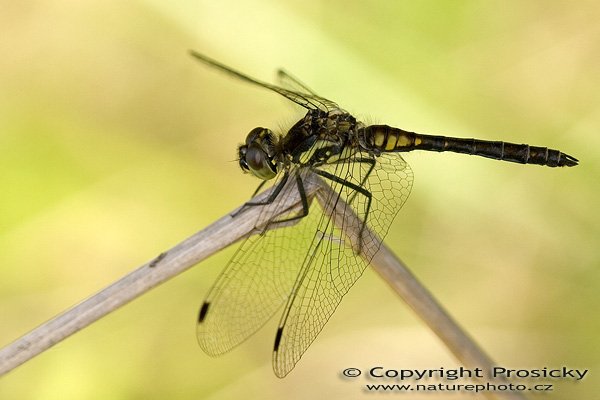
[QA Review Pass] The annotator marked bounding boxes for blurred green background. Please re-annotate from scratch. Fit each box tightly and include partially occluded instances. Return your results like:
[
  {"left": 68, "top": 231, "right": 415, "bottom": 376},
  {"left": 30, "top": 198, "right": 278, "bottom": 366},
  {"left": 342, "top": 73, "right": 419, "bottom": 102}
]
[{"left": 1, "top": 1, "right": 598, "bottom": 399}]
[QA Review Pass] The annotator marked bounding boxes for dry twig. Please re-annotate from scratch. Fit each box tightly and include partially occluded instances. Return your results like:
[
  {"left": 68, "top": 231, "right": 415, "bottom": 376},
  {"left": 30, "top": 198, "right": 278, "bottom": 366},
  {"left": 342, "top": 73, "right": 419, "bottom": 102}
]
[
  {"left": 0, "top": 174, "right": 526, "bottom": 399},
  {"left": 314, "top": 175, "right": 525, "bottom": 400}
]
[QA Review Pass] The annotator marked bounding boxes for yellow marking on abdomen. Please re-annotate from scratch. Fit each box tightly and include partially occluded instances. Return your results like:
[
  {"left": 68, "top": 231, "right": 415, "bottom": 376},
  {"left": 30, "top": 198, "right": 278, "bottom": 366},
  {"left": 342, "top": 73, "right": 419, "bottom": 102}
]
[
  {"left": 394, "top": 133, "right": 413, "bottom": 149},
  {"left": 384, "top": 134, "right": 397, "bottom": 151},
  {"left": 374, "top": 131, "right": 386, "bottom": 147}
]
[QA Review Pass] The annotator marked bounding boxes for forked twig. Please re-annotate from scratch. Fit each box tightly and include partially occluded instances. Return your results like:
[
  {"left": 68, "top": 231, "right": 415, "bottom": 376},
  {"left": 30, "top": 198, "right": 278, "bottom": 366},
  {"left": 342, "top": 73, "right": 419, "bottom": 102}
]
[{"left": 0, "top": 175, "right": 525, "bottom": 400}]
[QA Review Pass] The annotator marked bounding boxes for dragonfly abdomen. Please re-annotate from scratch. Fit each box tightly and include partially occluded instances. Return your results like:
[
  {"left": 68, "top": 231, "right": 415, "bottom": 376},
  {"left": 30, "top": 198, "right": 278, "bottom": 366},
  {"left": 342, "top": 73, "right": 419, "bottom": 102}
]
[{"left": 361, "top": 125, "right": 578, "bottom": 167}]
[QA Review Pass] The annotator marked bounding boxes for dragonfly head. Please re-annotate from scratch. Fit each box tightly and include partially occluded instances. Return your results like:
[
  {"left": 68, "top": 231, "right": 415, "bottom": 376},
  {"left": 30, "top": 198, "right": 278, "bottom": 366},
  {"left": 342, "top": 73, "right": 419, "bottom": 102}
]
[{"left": 238, "top": 127, "right": 278, "bottom": 180}]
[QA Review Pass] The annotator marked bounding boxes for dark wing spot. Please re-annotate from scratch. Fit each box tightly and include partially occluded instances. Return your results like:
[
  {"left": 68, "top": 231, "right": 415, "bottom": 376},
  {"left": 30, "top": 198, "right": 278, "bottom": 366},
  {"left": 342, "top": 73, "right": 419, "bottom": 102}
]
[
  {"left": 273, "top": 327, "right": 283, "bottom": 351},
  {"left": 198, "top": 302, "right": 210, "bottom": 323}
]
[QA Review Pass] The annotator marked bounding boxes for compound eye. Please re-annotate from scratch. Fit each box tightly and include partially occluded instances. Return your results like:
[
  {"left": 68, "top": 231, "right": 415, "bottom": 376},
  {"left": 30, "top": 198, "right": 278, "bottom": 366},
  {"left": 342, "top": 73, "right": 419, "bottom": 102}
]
[
  {"left": 245, "top": 127, "right": 267, "bottom": 145},
  {"left": 238, "top": 145, "right": 249, "bottom": 171},
  {"left": 245, "top": 144, "right": 277, "bottom": 180}
]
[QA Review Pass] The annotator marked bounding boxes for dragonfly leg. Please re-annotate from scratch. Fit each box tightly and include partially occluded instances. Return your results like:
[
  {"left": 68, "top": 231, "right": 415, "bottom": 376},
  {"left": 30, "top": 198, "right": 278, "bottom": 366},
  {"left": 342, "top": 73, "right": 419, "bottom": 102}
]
[
  {"left": 251, "top": 180, "right": 268, "bottom": 198},
  {"left": 232, "top": 171, "right": 311, "bottom": 234},
  {"left": 267, "top": 175, "right": 309, "bottom": 226},
  {"left": 312, "top": 156, "right": 376, "bottom": 205},
  {"left": 258, "top": 173, "right": 311, "bottom": 234},
  {"left": 338, "top": 157, "right": 376, "bottom": 205},
  {"left": 312, "top": 169, "right": 372, "bottom": 255},
  {"left": 231, "top": 172, "right": 290, "bottom": 218}
]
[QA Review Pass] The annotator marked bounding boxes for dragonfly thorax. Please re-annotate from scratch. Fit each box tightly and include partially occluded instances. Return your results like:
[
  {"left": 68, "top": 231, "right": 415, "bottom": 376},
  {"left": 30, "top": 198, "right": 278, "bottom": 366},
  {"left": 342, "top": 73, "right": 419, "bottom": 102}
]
[{"left": 238, "top": 127, "right": 279, "bottom": 180}]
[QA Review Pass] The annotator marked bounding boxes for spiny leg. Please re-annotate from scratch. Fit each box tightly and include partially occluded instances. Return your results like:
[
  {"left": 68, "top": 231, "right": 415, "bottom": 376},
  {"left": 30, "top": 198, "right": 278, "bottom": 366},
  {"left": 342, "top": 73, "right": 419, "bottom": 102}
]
[
  {"left": 313, "top": 155, "right": 376, "bottom": 205},
  {"left": 251, "top": 180, "right": 268, "bottom": 198},
  {"left": 229, "top": 180, "right": 269, "bottom": 218},
  {"left": 334, "top": 157, "right": 376, "bottom": 205},
  {"left": 257, "top": 173, "right": 311, "bottom": 234},
  {"left": 312, "top": 169, "right": 372, "bottom": 255},
  {"left": 269, "top": 173, "right": 310, "bottom": 224},
  {"left": 231, "top": 172, "right": 290, "bottom": 218}
]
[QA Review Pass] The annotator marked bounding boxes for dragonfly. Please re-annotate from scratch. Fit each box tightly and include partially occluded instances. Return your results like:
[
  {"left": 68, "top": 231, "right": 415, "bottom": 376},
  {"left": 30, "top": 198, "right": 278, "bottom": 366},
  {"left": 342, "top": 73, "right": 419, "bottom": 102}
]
[{"left": 189, "top": 50, "right": 578, "bottom": 378}]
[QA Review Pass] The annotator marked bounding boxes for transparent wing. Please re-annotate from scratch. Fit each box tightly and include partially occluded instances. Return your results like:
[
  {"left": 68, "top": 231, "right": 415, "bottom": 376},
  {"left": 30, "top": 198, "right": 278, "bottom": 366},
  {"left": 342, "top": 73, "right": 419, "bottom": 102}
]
[
  {"left": 197, "top": 233, "right": 294, "bottom": 355},
  {"left": 272, "top": 153, "right": 413, "bottom": 377},
  {"left": 277, "top": 69, "right": 319, "bottom": 96},
  {"left": 197, "top": 170, "right": 316, "bottom": 355},
  {"left": 190, "top": 50, "right": 326, "bottom": 111},
  {"left": 276, "top": 69, "right": 344, "bottom": 112}
]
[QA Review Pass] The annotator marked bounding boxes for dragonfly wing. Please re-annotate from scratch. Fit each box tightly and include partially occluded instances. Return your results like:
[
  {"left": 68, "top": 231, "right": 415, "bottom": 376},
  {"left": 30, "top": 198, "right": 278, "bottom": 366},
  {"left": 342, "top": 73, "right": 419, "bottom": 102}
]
[
  {"left": 276, "top": 69, "right": 344, "bottom": 113},
  {"left": 190, "top": 50, "right": 328, "bottom": 111},
  {"left": 277, "top": 69, "right": 319, "bottom": 96},
  {"left": 272, "top": 153, "right": 413, "bottom": 377},
  {"left": 197, "top": 170, "right": 319, "bottom": 356},
  {"left": 197, "top": 233, "right": 292, "bottom": 355}
]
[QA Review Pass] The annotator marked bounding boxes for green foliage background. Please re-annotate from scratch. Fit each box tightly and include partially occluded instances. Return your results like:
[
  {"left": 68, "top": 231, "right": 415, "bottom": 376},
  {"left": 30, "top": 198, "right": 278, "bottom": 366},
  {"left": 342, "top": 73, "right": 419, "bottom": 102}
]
[{"left": 1, "top": 1, "right": 598, "bottom": 399}]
